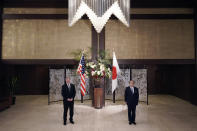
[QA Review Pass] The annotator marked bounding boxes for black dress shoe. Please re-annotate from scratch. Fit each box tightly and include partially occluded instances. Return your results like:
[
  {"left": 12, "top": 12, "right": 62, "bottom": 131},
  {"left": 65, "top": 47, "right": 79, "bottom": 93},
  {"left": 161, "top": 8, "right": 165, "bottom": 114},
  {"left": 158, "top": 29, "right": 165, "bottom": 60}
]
[
  {"left": 129, "top": 122, "right": 132, "bottom": 125},
  {"left": 63, "top": 122, "right": 67, "bottom": 125},
  {"left": 70, "top": 120, "right": 74, "bottom": 124},
  {"left": 132, "top": 122, "right": 136, "bottom": 125}
]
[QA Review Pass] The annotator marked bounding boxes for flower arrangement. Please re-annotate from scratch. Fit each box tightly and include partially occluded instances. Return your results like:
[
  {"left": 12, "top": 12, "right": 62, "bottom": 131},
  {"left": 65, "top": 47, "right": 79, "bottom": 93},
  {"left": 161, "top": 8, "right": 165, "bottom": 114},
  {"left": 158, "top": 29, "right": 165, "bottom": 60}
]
[
  {"left": 71, "top": 48, "right": 112, "bottom": 79},
  {"left": 85, "top": 61, "right": 111, "bottom": 79},
  {"left": 85, "top": 50, "right": 112, "bottom": 79}
]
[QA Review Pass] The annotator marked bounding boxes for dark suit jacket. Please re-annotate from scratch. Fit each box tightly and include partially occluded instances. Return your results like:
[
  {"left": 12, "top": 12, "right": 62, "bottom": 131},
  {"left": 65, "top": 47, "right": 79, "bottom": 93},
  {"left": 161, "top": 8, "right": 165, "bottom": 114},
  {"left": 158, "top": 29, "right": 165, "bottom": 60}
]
[
  {"left": 124, "top": 86, "right": 139, "bottom": 107},
  {"left": 61, "top": 83, "right": 76, "bottom": 102}
]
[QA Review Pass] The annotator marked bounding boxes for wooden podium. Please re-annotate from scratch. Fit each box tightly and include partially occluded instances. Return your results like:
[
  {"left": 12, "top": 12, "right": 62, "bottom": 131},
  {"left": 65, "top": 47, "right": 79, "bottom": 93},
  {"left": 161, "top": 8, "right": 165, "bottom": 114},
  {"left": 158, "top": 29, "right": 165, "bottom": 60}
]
[
  {"left": 92, "top": 78, "right": 105, "bottom": 109},
  {"left": 93, "top": 88, "right": 104, "bottom": 108}
]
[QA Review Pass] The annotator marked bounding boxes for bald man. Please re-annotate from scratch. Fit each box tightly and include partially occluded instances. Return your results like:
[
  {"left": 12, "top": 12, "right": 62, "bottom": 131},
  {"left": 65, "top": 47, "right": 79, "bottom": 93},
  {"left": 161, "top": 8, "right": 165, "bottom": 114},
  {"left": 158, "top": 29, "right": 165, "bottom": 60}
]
[{"left": 124, "top": 80, "right": 139, "bottom": 125}]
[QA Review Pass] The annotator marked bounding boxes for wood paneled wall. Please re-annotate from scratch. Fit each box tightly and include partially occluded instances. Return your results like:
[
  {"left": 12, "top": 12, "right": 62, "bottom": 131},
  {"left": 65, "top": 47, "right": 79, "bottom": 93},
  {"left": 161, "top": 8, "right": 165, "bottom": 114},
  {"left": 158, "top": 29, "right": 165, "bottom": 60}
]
[
  {"left": 2, "top": 20, "right": 91, "bottom": 59},
  {"left": 106, "top": 20, "right": 194, "bottom": 59}
]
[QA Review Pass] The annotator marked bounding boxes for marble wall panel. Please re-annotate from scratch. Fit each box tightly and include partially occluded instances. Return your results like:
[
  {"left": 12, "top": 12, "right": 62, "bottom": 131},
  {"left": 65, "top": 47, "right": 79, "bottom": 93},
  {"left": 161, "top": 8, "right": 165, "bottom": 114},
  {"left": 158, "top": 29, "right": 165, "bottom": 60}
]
[{"left": 49, "top": 69, "right": 65, "bottom": 102}]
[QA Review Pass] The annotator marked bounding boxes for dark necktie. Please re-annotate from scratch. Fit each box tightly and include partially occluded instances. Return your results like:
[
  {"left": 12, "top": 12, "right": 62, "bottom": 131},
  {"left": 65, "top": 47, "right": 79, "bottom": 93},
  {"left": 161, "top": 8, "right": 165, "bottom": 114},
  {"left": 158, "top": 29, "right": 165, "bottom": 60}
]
[{"left": 130, "top": 87, "right": 134, "bottom": 94}]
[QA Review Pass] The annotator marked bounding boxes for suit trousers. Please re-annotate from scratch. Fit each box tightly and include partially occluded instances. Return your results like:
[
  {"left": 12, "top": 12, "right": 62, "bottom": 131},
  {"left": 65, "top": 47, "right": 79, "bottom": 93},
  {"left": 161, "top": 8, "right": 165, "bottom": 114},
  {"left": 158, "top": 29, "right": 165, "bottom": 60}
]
[
  {"left": 128, "top": 105, "right": 136, "bottom": 122},
  {"left": 63, "top": 101, "right": 74, "bottom": 123}
]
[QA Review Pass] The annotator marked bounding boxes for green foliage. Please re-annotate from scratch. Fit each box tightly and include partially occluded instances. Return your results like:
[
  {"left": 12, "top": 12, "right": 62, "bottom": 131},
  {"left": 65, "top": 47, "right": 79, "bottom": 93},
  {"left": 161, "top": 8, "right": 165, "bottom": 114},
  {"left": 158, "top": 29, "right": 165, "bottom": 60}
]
[
  {"left": 97, "top": 49, "right": 112, "bottom": 66},
  {"left": 8, "top": 76, "right": 19, "bottom": 96},
  {"left": 70, "top": 47, "right": 91, "bottom": 62}
]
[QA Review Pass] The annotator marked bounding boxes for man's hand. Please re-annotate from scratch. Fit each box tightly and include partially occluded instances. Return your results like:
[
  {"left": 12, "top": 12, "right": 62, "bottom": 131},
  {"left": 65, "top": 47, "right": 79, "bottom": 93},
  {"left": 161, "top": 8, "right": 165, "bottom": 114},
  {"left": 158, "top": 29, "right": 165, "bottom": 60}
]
[{"left": 67, "top": 98, "right": 73, "bottom": 101}]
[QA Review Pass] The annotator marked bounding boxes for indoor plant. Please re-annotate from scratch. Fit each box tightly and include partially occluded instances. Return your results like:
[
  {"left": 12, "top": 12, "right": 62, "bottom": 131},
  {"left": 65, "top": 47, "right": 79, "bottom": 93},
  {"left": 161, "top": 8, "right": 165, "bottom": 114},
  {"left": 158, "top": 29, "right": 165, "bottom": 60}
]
[{"left": 8, "top": 76, "right": 19, "bottom": 105}]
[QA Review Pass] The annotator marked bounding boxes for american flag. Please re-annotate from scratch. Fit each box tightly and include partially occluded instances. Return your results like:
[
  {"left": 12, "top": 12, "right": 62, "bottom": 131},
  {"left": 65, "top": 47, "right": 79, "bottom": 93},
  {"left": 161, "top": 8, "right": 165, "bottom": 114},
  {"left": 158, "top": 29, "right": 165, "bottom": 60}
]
[{"left": 77, "top": 54, "right": 86, "bottom": 96}]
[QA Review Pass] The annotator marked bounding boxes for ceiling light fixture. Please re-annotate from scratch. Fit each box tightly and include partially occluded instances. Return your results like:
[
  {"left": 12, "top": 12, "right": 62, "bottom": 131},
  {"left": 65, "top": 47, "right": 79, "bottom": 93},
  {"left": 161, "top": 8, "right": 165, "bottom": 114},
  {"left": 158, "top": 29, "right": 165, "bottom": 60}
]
[{"left": 68, "top": 0, "right": 130, "bottom": 33}]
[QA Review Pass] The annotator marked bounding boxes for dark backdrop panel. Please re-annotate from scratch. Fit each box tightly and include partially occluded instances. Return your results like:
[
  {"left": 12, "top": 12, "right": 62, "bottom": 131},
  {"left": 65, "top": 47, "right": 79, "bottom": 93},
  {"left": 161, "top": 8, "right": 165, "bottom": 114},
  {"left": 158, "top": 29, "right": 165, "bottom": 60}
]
[
  {"left": 0, "top": 64, "right": 9, "bottom": 97},
  {"left": 170, "top": 65, "right": 194, "bottom": 101},
  {"left": 0, "top": 64, "right": 195, "bottom": 104},
  {"left": 148, "top": 64, "right": 194, "bottom": 102},
  {"left": 14, "top": 65, "right": 49, "bottom": 95}
]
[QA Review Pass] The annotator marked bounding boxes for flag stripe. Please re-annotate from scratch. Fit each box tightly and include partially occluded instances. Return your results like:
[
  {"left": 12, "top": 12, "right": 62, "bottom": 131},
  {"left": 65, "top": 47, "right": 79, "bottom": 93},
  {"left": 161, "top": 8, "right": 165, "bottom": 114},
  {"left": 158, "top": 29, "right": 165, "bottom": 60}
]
[
  {"left": 81, "top": 90, "right": 85, "bottom": 96},
  {"left": 81, "top": 83, "right": 86, "bottom": 90}
]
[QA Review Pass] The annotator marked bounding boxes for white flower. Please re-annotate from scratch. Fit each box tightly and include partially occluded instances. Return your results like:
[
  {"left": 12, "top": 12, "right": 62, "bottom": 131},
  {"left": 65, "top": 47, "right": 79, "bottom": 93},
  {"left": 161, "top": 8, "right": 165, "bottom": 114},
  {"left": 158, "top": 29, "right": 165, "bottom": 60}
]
[
  {"left": 100, "top": 66, "right": 105, "bottom": 71},
  {"left": 97, "top": 71, "right": 101, "bottom": 75},
  {"left": 91, "top": 71, "right": 96, "bottom": 76},
  {"left": 90, "top": 62, "right": 94, "bottom": 65},
  {"left": 90, "top": 64, "right": 96, "bottom": 68}
]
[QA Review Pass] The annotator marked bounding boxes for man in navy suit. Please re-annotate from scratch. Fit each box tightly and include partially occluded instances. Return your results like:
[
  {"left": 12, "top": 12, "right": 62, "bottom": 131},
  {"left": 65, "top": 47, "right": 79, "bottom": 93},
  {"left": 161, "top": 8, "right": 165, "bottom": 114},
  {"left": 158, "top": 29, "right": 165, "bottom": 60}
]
[
  {"left": 61, "top": 77, "right": 76, "bottom": 125},
  {"left": 124, "top": 80, "right": 139, "bottom": 125}
]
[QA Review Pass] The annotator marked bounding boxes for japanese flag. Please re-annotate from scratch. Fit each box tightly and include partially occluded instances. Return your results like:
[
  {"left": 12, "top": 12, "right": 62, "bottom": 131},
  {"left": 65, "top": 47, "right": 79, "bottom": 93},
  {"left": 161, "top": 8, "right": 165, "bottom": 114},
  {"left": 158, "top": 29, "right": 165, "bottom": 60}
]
[{"left": 112, "top": 51, "right": 120, "bottom": 93}]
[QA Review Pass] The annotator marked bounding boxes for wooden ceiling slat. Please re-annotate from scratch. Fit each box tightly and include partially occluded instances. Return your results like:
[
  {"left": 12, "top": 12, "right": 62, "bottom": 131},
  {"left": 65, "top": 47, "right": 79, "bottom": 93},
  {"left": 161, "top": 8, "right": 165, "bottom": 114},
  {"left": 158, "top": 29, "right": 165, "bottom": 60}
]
[{"left": 3, "top": 0, "right": 195, "bottom": 8}]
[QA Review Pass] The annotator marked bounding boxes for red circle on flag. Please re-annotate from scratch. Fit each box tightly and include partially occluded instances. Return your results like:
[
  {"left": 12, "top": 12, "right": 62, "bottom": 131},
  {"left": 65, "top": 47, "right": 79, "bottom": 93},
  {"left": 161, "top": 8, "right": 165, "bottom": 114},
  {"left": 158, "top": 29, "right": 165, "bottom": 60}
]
[{"left": 112, "top": 66, "right": 117, "bottom": 80}]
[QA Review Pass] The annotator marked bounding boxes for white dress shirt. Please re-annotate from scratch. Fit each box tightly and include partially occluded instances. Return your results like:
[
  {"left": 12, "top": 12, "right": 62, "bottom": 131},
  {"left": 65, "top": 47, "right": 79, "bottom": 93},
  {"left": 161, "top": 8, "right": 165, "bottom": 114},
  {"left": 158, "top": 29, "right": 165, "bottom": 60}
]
[{"left": 130, "top": 86, "right": 134, "bottom": 94}]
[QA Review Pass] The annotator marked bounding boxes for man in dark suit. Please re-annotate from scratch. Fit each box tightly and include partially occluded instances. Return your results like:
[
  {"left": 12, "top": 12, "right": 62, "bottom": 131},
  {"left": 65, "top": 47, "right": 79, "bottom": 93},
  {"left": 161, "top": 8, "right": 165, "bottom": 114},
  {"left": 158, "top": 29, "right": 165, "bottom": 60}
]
[
  {"left": 61, "top": 77, "right": 76, "bottom": 125},
  {"left": 124, "top": 80, "right": 139, "bottom": 125}
]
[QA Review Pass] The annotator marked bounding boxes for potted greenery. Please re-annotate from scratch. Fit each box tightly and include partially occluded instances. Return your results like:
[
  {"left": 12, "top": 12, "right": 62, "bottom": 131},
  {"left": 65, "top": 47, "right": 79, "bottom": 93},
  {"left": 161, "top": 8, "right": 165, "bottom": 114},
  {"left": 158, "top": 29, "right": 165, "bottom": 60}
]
[{"left": 8, "top": 76, "right": 18, "bottom": 105}]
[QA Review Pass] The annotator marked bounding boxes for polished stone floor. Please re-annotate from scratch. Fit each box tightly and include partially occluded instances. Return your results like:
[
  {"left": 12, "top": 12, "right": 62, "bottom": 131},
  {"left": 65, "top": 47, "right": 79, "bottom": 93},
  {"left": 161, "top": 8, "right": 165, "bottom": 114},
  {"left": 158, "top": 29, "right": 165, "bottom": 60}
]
[{"left": 0, "top": 95, "right": 197, "bottom": 131}]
